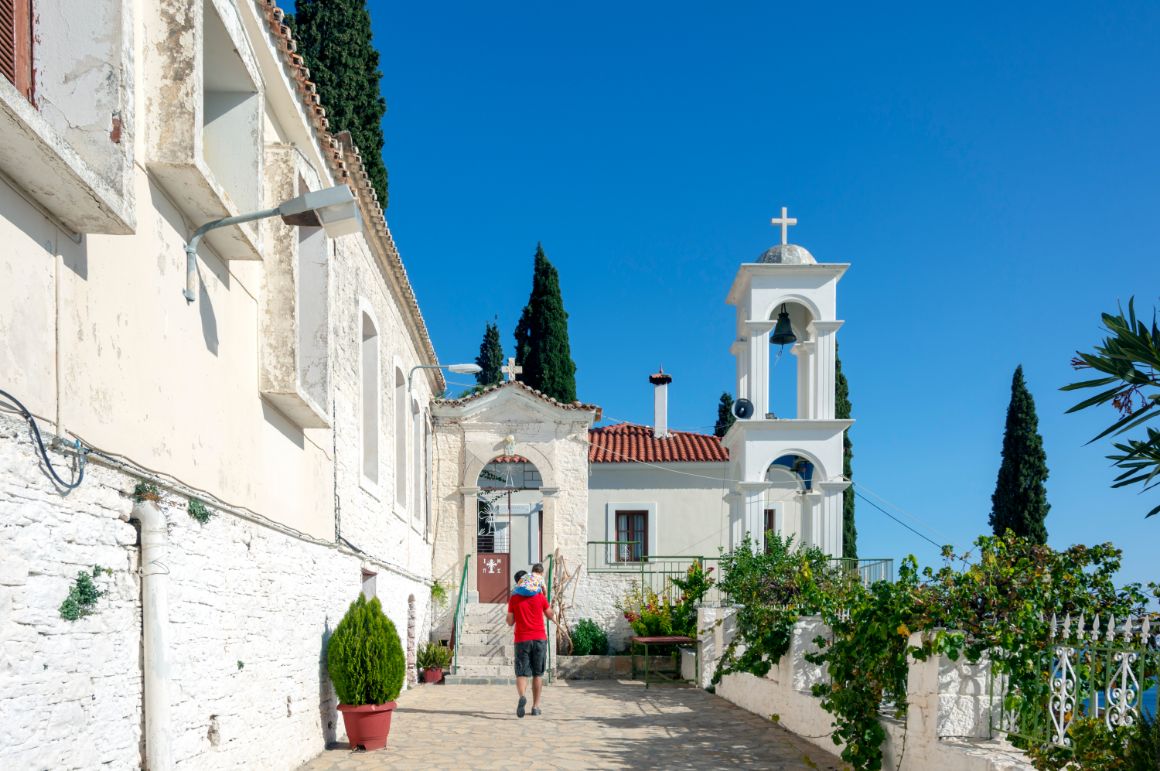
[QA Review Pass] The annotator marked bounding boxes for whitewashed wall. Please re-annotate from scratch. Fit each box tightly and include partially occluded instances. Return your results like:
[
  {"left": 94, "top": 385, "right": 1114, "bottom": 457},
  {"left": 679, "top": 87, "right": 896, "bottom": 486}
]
[{"left": 0, "top": 413, "right": 431, "bottom": 769}]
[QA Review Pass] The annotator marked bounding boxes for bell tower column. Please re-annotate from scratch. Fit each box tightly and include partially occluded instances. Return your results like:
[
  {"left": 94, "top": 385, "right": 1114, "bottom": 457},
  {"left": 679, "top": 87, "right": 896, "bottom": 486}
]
[
  {"left": 808, "top": 321, "right": 843, "bottom": 420},
  {"left": 744, "top": 320, "right": 776, "bottom": 417}
]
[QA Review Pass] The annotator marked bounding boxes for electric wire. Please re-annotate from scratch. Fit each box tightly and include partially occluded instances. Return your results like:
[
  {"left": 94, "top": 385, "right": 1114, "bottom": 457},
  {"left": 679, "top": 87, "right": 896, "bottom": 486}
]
[{"left": 0, "top": 388, "right": 87, "bottom": 490}]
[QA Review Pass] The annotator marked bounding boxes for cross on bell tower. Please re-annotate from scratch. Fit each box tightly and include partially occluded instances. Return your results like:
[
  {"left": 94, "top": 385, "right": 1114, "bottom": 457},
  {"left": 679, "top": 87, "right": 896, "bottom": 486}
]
[{"left": 770, "top": 206, "right": 798, "bottom": 245}]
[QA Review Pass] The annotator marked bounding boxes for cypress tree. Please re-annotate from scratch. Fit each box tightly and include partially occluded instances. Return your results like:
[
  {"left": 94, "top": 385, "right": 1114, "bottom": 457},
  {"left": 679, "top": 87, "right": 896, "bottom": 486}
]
[
  {"left": 989, "top": 365, "right": 1050, "bottom": 543},
  {"left": 714, "top": 392, "right": 736, "bottom": 437},
  {"left": 513, "top": 244, "right": 578, "bottom": 403},
  {"left": 836, "top": 347, "right": 857, "bottom": 558},
  {"left": 290, "top": 0, "right": 389, "bottom": 208},
  {"left": 475, "top": 321, "right": 504, "bottom": 387}
]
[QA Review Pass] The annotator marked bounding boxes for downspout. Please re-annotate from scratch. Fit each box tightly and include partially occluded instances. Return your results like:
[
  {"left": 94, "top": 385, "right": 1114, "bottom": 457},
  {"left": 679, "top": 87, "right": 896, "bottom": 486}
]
[{"left": 131, "top": 499, "right": 172, "bottom": 771}]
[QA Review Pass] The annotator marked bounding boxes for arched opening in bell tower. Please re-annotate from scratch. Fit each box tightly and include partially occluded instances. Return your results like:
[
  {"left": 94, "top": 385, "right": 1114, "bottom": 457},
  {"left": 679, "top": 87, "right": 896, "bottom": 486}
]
[
  {"left": 761, "top": 454, "right": 815, "bottom": 550},
  {"left": 474, "top": 455, "right": 544, "bottom": 603},
  {"left": 768, "top": 301, "right": 814, "bottom": 419}
]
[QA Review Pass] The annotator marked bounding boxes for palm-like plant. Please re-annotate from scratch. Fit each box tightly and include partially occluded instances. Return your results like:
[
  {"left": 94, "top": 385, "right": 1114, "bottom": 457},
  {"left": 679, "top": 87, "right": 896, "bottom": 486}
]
[{"left": 1063, "top": 298, "right": 1160, "bottom": 517}]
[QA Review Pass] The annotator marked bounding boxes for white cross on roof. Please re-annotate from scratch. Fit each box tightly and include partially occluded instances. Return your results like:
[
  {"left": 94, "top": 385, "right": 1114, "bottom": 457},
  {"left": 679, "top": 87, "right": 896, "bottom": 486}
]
[
  {"left": 770, "top": 206, "right": 798, "bottom": 245},
  {"left": 502, "top": 357, "right": 523, "bottom": 383}
]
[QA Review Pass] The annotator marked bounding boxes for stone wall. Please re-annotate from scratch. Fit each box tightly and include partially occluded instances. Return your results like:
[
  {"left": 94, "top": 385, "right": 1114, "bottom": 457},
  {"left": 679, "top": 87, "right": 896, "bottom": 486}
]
[
  {"left": 0, "top": 414, "right": 430, "bottom": 769},
  {"left": 0, "top": 418, "right": 142, "bottom": 770},
  {"left": 701, "top": 609, "right": 1032, "bottom": 771}
]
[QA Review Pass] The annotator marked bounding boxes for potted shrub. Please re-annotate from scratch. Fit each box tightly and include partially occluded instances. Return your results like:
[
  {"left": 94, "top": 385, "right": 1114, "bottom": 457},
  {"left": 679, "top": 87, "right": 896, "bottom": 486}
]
[
  {"left": 416, "top": 642, "right": 452, "bottom": 684},
  {"left": 327, "top": 595, "right": 405, "bottom": 751}
]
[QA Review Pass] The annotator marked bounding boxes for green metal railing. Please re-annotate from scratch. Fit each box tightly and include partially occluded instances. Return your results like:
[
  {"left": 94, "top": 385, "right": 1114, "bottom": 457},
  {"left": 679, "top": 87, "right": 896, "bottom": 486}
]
[
  {"left": 544, "top": 552, "right": 555, "bottom": 683},
  {"left": 586, "top": 541, "right": 895, "bottom": 606},
  {"left": 827, "top": 557, "right": 894, "bottom": 585},
  {"left": 450, "top": 553, "right": 471, "bottom": 674}
]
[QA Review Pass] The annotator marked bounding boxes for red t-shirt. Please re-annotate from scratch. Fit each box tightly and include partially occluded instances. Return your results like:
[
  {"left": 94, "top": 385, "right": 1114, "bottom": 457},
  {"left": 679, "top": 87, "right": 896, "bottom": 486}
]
[{"left": 507, "top": 592, "right": 550, "bottom": 643}]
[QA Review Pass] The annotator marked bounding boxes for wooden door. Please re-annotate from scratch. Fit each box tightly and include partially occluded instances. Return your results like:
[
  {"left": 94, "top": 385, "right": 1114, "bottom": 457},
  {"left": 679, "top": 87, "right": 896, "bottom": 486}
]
[{"left": 477, "top": 553, "right": 510, "bottom": 604}]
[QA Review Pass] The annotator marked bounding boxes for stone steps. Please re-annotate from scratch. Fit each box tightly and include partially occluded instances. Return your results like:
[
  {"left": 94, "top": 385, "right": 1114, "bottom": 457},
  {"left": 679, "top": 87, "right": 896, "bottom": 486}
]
[
  {"left": 456, "top": 643, "right": 515, "bottom": 658},
  {"left": 442, "top": 675, "right": 520, "bottom": 686},
  {"left": 456, "top": 655, "right": 515, "bottom": 668},
  {"left": 457, "top": 632, "right": 511, "bottom": 646}
]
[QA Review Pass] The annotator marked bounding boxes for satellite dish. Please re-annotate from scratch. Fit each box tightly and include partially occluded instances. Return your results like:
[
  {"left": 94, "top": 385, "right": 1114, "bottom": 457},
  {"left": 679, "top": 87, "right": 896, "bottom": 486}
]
[{"left": 733, "top": 398, "right": 754, "bottom": 419}]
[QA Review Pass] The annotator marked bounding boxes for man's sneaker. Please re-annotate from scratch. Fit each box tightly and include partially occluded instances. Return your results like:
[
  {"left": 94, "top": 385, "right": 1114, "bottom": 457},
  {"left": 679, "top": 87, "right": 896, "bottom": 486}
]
[
  {"left": 517, "top": 695, "right": 527, "bottom": 718},
  {"left": 531, "top": 707, "right": 542, "bottom": 716}
]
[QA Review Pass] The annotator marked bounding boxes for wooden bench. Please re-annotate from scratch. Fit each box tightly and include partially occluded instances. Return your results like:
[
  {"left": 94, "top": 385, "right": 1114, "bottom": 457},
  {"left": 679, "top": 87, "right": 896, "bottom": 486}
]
[{"left": 629, "top": 635, "right": 696, "bottom": 688}]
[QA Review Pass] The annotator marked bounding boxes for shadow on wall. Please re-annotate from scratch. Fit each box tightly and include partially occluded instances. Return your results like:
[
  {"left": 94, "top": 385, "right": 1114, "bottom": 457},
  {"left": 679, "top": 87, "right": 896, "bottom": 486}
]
[
  {"left": 262, "top": 399, "right": 305, "bottom": 449},
  {"left": 318, "top": 620, "right": 337, "bottom": 746}
]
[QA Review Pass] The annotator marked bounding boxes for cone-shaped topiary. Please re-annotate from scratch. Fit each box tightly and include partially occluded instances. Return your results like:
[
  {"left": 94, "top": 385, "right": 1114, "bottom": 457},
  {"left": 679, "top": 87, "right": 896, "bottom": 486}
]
[{"left": 327, "top": 595, "right": 405, "bottom": 705}]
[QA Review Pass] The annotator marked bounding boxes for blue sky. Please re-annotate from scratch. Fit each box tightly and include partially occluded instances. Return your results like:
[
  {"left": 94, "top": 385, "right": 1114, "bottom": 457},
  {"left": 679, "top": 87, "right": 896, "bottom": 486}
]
[{"left": 363, "top": 1, "right": 1159, "bottom": 587}]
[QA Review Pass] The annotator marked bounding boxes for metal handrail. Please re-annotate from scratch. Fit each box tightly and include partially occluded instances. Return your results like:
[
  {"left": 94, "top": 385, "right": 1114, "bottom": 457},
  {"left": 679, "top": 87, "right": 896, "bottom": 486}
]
[
  {"left": 451, "top": 553, "right": 471, "bottom": 674},
  {"left": 544, "top": 552, "right": 555, "bottom": 684}
]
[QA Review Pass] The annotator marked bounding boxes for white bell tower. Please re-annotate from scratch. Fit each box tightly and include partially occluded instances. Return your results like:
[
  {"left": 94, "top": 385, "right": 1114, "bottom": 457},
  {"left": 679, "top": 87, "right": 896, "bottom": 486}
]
[{"left": 721, "top": 208, "right": 852, "bottom": 557}]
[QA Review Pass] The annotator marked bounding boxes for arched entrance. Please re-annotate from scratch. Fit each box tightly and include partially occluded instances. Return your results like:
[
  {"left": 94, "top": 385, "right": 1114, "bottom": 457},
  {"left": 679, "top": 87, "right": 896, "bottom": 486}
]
[
  {"left": 475, "top": 455, "right": 544, "bottom": 603},
  {"left": 762, "top": 454, "right": 815, "bottom": 549}
]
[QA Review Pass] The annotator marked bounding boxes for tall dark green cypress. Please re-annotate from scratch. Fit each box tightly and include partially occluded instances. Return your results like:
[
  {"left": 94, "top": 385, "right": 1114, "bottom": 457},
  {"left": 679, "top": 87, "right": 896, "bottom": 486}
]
[
  {"left": 835, "top": 347, "right": 857, "bottom": 558},
  {"left": 475, "top": 321, "right": 504, "bottom": 388},
  {"left": 714, "top": 392, "right": 736, "bottom": 437},
  {"left": 290, "top": 0, "right": 389, "bottom": 208},
  {"left": 989, "top": 365, "right": 1050, "bottom": 543},
  {"left": 513, "top": 244, "right": 578, "bottom": 403}
]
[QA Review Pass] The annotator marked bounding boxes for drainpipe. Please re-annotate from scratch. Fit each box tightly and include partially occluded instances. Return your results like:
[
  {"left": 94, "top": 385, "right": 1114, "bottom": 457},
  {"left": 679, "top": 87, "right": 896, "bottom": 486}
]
[{"left": 131, "top": 499, "right": 173, "bottom": 771}]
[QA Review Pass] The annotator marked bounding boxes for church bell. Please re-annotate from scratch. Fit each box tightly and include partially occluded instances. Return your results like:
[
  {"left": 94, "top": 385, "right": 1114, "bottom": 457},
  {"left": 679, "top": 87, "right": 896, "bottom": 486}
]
[{"left": 769, "top": 304, "right": 796, "bottom": 346}]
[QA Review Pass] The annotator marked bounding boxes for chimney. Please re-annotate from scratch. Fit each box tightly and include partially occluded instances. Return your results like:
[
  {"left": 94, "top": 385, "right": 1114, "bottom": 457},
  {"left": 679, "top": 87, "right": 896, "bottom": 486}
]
[{"left": 649, "top": 369, "right": 673, "bottom": 438}]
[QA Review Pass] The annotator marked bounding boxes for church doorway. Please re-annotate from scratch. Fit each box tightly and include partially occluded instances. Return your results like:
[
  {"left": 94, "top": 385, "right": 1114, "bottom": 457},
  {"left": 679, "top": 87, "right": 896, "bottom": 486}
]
[{"left": 475, "top": 456, "right": 544, "bottom": 603}]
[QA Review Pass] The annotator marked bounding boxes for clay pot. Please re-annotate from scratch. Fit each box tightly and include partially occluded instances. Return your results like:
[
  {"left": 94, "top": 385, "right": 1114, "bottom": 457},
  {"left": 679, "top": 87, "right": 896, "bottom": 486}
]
[
  {"left": 423, "top": 667, "right": 444, "bottom": 684},
  {"left": 337, "top": 702, "right": 397, "bottom": 750}
]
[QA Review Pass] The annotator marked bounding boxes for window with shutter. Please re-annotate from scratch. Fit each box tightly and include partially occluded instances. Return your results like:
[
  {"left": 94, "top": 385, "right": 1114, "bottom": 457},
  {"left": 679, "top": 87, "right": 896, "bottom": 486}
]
[{"left": 0, "top": 0, "right": 33, "bottom": 101}]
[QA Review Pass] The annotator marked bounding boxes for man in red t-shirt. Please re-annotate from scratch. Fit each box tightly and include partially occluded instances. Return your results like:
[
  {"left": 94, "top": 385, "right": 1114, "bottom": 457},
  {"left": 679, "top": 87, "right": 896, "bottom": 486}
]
[{"left": 506, "top": 564, "right": 556, "bottom": 717}]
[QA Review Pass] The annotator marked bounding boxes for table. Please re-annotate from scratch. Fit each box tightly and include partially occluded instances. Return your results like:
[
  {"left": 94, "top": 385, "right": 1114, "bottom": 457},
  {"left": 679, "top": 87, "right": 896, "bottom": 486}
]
[{"left": 629, "top": 635, "right": 696, "bottom": 689}]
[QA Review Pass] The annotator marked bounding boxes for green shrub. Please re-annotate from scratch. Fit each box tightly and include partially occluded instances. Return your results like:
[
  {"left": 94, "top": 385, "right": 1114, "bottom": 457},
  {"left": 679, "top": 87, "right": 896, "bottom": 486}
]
[
  {"left": 570, "top": 619, "right": 608, "bottom": 656},
  {"left": 326, "top": 595, "right": 405, "bottom": 705},
  {"left": 59, "top": 567, "right": 108, "bottom": 621},
  {"left": 416, "top": 642, "right": 452, "bottom": 670}
]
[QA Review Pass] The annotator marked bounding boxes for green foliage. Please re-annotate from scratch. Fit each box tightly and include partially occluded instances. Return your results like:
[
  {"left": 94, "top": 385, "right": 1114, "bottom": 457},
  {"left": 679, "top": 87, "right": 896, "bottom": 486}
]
[
  {"left": 416, "top": 641, "right": 452, "bottom": 670},
  {"left": 714, "top": 392, "right": 736, "bottom": 438},
  {"left": 187, "top": 498, "right": 211, "bottom": 524},
  {"left": 617, "top": 561, "right": 716, "bottom": 640},
  {"left": 59, "top": 567, "right": 108, "bottom": 621},
  {"left": 617, "top": 585, "right": 674, "bottom": 637},
  {"left": 430, "top": 580, "right": 448, "bottom": 607},
  {"left": 132, "top": 482, "right": 160, "bottom": 502},
  {"left": 721, "top": 531, "right": 1152, "bottom": 770},
  {"left": 669, "top": 560, "right": 715, "bottom": 638},
  {"left": 290, "top": 0, "right": 389, "bottom": 208},
  {"left": 513, "top": 244, "right": 578, "bottom": 403},
  {"left": 474, "top": 321, "right": 504, "bottom": 388},
  {"left": 326, "top": 595, "right": 405, "bottom": 705},
  {"left": 836, "top": 347, "right": 857, "bottom": 558},
  {"left": 713, "top": 534, "right": 855, "bottom": 683},
  {"left": 1063, "top": 298, "right": 1160, "bottom": 518},
  {"left": 570, "top": 619, "right": 609, "bottom": 656},
  {"left": 990, "top": 365, "right": 1050, "bottom": 543}
]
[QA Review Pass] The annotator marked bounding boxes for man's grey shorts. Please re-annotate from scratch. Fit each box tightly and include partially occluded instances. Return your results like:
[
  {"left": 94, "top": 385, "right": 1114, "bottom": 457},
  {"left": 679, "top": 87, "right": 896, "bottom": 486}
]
[{"left": 514, "top": 639, "right": 547, "bottom": 678}]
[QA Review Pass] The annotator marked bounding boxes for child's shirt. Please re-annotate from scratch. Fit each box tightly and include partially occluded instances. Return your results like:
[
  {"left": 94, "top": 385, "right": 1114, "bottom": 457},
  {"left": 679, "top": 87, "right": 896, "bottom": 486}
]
[{"left": 512, "top": 572, "right": 545, "bottom": 597}]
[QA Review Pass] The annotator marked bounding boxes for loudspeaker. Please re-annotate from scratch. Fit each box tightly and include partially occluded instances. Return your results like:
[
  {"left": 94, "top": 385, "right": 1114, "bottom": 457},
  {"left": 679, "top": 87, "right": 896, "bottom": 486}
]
[{"left": 733, "top": 398, "right": 754, "bottom": 419}]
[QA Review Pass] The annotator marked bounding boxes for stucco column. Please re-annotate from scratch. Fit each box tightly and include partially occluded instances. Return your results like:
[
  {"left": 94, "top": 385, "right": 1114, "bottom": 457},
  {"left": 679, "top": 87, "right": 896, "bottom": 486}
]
[
  {"left": 816, "top": 481, "right": 849, "bottom": 557},
  {"left": 807, "top": 321, "right": 842, "bottom": 420},
  {"left": 736, "top": 481, "right": 771, "bottom": 547},
  {"left": 744, "top": 320, "right": 776, "bottom": 417},
  {"left": 791, "top": 340, "right": 815, "bottom": 419},
  {"left": 459, "top": 487, "right": 479, "bottom": 594},
  {"left": 540, "top": 487, "right": 559, "bottom": 567}
]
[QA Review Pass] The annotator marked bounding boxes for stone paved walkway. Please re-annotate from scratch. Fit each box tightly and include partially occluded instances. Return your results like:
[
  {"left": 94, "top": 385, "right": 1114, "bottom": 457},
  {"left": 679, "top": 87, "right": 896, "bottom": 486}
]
[{"left": 299, "top": 681, "right": 846, "bottom": 770}]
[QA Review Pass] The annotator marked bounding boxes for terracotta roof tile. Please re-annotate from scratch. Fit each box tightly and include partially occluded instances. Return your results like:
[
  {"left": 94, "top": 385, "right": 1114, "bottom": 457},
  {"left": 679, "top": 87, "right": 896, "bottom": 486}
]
[
  {"left": 434, "top": 381, "right": 602, "bottom": 419},
  {"left": 588, "top": 423, "right": 729, "bottom": 463}
]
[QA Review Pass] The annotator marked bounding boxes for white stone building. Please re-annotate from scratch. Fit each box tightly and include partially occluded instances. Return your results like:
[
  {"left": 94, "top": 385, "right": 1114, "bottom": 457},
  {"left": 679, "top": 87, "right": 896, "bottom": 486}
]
[
  {"left": 1, "top": 1, "right": 442, "bottom": 768},
  {"left": 0, "top": 0, "right": 860, "bottom": 761}
]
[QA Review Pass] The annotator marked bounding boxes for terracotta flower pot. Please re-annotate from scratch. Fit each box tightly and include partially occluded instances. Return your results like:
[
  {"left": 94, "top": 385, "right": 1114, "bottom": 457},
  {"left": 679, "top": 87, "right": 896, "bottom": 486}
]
[
  {"left": 337, "top": 702, "right": 397, "bottom": 751},
  {"left": 423, "top": 667, "right": 444, "bottom": 684}
]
